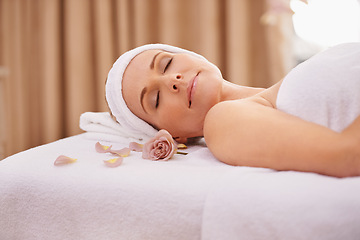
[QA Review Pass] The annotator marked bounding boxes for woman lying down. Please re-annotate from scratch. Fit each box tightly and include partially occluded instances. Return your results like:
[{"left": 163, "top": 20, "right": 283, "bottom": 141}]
[{"left": 105, "top": 42, "right": 360, "bottom": 178}]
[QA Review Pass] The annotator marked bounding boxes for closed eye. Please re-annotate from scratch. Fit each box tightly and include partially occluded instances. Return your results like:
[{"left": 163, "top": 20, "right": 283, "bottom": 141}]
[
  {"left": 163, "top": 58, "right": 173, "bottom": 73},
  {"left": 155, "top": 91, "right": 160, "bottom": 108}
]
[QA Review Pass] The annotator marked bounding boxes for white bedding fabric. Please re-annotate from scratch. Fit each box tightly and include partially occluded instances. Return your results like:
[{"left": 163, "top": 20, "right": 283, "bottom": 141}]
[
  {"left": 202, "top": 169, "right": 360, "bottom": 240},
  {"left": 1, "top": 134, "right": 360, "bottom": 240},
  {"left": 0, "top": 134, "right": 228, "bottom": 240}
]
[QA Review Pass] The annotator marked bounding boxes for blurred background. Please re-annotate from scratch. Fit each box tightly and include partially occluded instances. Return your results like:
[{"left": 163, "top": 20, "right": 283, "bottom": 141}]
[{"left": 0, "top": 0, "right": 359, "bottom": 159}]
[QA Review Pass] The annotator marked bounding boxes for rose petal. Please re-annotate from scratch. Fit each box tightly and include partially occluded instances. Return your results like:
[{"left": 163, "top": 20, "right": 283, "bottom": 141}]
[
  {"left": 95, "top": 142, "right": 112, "bottom": 153},
  {"left": 129, "top": 142, "right": 143, "bottom": 152},
  {"left": 177, "top": 143, "right": 187, "bottom": 149},
  {"left": 176, "top": 151, "right": 188, "bottom": 155},
  {"left": 110, "top": 147, "right": 131, "bottom": 157},
  {"left": 156, "top": 129, "right": 173, "bottom": 140},
  {"left": 142, "top": 147, "right": 150, "bottom": 159},
  {"left": 54, "top": 155, "right": 77, "bottom": 166},
  {"left": 103, "top": 157, "right": 123, "bottom": 168}
]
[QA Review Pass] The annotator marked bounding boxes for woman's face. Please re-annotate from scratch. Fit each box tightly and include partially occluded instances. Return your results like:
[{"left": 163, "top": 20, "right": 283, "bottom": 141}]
[{"left": 122, "top": 49, "right": 223, "bottom": 139}]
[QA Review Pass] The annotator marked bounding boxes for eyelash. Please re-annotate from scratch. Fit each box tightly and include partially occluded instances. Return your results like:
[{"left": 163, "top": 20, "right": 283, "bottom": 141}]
[
  {"left": 156, "top": 56, "right": 172, "bottom": 108},
  {"left": 155, "top": 91, "right": 160, "bottom": 108},
  {"left": 163, "top": 58, "right": 173, "bottom": 73}
]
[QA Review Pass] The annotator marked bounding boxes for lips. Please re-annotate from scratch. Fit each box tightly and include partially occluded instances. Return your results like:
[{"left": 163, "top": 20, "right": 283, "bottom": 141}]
[{"left": 187, "top": 72, "right": 199, "bottom": 108}]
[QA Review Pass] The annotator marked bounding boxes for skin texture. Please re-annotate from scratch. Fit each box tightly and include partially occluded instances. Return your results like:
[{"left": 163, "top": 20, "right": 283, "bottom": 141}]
[
  {"left": 122, "top": 49, "right": 263, "bottom": 140},
  {"left": 122, "top": 49, "right": 360, "bottom": 178}
]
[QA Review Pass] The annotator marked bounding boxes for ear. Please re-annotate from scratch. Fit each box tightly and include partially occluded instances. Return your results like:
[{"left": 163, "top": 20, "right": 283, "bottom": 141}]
[{"left": 174, "top": 137, "right": 188, "bottom": 144}]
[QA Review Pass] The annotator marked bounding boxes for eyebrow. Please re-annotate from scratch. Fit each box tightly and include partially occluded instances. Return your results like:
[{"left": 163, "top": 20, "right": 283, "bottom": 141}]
[
  {"left": 140, "top": 87, "right": 148, "bottom": 113},
  {"left": 150, "top": 51, "right": 162, "bottom": 69}
]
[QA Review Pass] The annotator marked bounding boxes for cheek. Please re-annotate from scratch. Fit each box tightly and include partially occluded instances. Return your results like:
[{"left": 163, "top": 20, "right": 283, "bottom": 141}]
[{"left": 158, "top": 103, "right": 185, "bottom": 123}]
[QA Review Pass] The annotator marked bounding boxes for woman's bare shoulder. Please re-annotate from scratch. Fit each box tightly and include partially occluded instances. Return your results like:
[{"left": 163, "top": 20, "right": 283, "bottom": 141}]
[
  {"left": 204, "top": 99, "right": 262, "bottom": 135},
  {"left": 203, "top": 80, "right": 285, "bottom": 165},
  {"left": 203, "top": 95, "right": 359, "bottom": 177},
  {"left": 203, "top": 84, "right": 281, "bottom": 138},
  {"left": 203, "top": 99, "right": 262, "bottom": 164}
]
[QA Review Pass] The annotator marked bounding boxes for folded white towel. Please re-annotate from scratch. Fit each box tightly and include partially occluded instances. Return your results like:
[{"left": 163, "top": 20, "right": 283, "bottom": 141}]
[{"left": 79, "top": 112, "right": 145, "bottom": 143}]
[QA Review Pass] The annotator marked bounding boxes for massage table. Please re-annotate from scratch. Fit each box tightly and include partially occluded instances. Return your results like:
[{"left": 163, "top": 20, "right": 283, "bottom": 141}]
[
  {"left": 1, "top": 132, "right": 360, "bottom": 240},
  {"left": 2, "top": 42, "right": 360, "bottom": 239}
]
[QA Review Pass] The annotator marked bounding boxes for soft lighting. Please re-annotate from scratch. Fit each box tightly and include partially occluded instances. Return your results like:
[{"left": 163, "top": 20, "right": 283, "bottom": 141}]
[{"left": 290, "top": 0, "right": 360, "bottom": 47}]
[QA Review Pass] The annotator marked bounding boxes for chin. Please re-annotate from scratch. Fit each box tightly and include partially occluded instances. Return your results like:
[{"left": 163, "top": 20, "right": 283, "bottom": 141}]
[{"left": 195, "top": 76, "right": 222, "bottom": 108}]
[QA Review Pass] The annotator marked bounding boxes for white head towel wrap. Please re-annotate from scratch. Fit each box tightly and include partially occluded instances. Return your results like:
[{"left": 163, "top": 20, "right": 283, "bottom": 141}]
[{"left": 105, "top": 43, "right": 210, "bottom": 141}]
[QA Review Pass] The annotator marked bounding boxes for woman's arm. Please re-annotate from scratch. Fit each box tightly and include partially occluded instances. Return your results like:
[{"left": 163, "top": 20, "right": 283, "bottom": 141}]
[{"left": 204, "top": 100, "right": 360, "bottom": 178}]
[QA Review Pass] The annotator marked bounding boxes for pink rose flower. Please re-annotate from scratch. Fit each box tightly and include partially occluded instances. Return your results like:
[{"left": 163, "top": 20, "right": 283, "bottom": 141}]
[{"left": 142, "top": 129, "right": 177, "bottom": 161}]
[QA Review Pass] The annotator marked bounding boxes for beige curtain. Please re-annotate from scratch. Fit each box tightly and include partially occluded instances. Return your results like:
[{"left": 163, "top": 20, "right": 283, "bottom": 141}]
[{"left": 0, "top": 0, "right": 293, "bottom": 159}]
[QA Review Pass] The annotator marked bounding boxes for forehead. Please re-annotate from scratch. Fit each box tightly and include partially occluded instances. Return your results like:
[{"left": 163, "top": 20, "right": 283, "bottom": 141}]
[
  {"left": 122, "top": 49, "right": 160, "bottom": 91},
  {"left": 128, "top": 49, "right": 161, "bottom": 72},
  {"left": 121, "top": 49, "right": 162, "bottom": 115}
]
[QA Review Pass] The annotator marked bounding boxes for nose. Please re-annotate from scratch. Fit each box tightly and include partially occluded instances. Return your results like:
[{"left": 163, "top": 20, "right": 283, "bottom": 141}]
[{"left": 166, "top": 73, "right": 183, "bottom": 92}]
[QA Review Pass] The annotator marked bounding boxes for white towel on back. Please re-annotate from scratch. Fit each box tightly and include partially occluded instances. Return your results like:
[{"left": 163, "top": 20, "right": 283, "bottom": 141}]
[{"left": 277, "top": 42, "right": 360, "bottom": 132}]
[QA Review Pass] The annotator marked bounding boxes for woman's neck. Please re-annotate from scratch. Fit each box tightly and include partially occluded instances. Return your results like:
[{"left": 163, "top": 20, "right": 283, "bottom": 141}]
[{"left": 220, "top": 80, "right": 265, "bottom": 102}]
